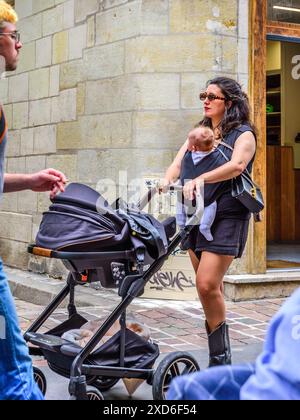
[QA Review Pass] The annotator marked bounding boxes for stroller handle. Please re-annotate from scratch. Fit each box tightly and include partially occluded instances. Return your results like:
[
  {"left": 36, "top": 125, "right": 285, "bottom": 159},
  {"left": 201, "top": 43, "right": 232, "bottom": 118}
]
[
  {"left": 137, "top": 184, "right": 182, "bottom": 210},
  {"left": 138, "top": 184, "right": 204, "bottom": 229},
  {"left": 137, "top": 186, "right": 158, "bottom": 211},
  {"left": 184, "top": 191, "right": 204, "bottom": 229}
]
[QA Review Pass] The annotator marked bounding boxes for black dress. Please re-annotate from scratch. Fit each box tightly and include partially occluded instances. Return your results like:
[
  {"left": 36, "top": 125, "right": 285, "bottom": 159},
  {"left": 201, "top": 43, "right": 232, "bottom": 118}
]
[{"left": 180, "top": 124, "right": 255, "bottom": 259}]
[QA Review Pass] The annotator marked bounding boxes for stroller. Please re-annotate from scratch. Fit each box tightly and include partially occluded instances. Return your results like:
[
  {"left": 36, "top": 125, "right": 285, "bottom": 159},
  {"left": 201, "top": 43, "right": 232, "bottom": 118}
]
[{"left": 25, "top": 183, "right": 203, "bottom": 400}]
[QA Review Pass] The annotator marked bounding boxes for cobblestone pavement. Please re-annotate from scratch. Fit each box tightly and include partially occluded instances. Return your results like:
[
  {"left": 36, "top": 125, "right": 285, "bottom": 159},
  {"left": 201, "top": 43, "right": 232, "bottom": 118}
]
[{"left": 15, "top": 292, "right": 285, "bottom": 367}]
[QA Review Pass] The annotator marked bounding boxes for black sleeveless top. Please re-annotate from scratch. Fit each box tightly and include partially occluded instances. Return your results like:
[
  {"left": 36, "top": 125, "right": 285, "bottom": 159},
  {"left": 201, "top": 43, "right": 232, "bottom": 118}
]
[{"left": 180, "top": 124, "right": 256, "bottom": 220}]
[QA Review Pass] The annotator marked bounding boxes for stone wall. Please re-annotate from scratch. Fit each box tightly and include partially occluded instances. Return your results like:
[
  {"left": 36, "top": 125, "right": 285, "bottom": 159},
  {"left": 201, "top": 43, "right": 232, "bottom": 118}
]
[{"left": 0, "top": 0, "right": 250, "bottom": 276}]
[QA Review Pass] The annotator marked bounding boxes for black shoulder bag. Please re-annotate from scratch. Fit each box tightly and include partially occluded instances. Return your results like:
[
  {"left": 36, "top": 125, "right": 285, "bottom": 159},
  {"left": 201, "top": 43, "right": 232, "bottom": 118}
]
[{"left": 218, "top": 141, "right": 264, "bottom": 220}]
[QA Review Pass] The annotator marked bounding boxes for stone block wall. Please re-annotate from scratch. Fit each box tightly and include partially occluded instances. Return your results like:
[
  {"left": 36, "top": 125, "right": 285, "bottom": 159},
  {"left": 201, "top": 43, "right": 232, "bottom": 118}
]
[{"left": 0, "top": 0, "right": 250, "bottom": 276}]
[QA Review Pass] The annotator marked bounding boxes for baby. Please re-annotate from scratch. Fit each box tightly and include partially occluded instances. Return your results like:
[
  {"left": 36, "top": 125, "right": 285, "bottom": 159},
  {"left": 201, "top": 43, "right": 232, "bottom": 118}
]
[
  {"left": 177, "top": 126, "right": 217, "bottom": 241},
  {"left": 188, "top": 126, "right": 215, "bottom": 154}
]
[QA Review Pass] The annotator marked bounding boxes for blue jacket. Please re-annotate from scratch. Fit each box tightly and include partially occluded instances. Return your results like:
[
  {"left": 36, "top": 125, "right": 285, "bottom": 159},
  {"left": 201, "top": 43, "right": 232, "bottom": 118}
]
[
  {"left": 0, "top": 108, "right": 8, "bottom": 203},
  {"left": 241, "top": 288, "right": 300, "bottom": 400}
]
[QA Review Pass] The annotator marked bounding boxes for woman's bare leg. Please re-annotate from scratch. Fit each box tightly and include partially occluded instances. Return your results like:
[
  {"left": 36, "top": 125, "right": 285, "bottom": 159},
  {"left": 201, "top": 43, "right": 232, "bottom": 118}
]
[
  {"left": 220, "top": 281, "right": 224, "bottom": 295},
  {"left": 189, "top": 250, "right": 224, "bottom": 294},
  {"left": 196, "top": 251, "right": 234, "bottom": 332},
  {"left": 188, "top": 250, "right": 200, "bottom": 274}
]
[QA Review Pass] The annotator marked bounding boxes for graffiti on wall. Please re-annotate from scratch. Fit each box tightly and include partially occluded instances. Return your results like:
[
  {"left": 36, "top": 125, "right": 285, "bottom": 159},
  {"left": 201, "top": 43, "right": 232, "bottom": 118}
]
[{"left": 150, "top": 271, "right": 195, "bottom": 292}]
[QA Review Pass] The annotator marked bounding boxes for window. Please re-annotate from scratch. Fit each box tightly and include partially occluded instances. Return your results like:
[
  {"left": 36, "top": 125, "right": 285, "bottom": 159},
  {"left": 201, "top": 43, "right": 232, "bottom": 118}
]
[{"left": 268, "top": 0, "right": 300, "bottom": 24}]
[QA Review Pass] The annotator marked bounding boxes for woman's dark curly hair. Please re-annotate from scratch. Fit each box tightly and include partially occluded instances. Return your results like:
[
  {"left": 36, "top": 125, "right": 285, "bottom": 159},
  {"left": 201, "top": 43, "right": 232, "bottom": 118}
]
[{"left": 199, "top": 77, "right": 256, "bottom": 137}]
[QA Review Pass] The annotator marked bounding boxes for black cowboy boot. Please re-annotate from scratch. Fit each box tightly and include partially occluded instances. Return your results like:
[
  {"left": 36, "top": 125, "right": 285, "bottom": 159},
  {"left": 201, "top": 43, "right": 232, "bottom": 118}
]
[{"left": 206, "top": 321, "right": 232, "bottom": 367}]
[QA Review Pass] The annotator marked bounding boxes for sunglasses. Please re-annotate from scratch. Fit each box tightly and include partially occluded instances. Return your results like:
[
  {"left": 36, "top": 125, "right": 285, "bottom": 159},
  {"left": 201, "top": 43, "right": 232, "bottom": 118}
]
[{"left": 199, "top": 92, "right": 226, "bottom": 102}]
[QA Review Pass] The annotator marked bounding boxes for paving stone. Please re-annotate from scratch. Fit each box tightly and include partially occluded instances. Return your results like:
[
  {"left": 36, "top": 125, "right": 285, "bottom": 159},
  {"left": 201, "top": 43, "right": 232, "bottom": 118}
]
[
  {"left": 230, "top": 323, "right": 256, "bottom": 332},
  {"left": 231, "top": 339, "right": 245, "bottom": 345},
  {"left": 246, "top": 314, "right": 273, "bottom": 322},
  {"left": 160, "top": 338, "right": 190, "bottom": 345},
  {"left": 172, "top": 344, "right": 200, "bottom": 351},
  {"left": 236, "top": 318, "right": 265, "bottom": 326},
  {"left": 226, "top": 312, "right": 245, "bottom": 319},
  {"left": 229, "top": 330, "right": 253, "bottom": 340},
  {"left": 184, "top": 308, "right": 203, "bottom": 316}
]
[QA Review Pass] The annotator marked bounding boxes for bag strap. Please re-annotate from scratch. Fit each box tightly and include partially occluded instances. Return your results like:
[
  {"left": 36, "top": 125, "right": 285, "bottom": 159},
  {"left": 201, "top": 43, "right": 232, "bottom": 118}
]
[
  {"left": 219, "top": 140, "right": 263, "bottom": 222},
  {"left": 219, "top": 140, "right": 251, "bottom": 176},
  {"left": 218, "top": 139, "right": 259, "bottom": 188}
]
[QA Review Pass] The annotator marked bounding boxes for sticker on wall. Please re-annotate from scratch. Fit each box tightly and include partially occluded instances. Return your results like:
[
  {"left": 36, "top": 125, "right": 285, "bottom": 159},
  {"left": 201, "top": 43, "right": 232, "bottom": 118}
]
[{"left": 292, "top": 55, "right": 300, "bottom": 80}]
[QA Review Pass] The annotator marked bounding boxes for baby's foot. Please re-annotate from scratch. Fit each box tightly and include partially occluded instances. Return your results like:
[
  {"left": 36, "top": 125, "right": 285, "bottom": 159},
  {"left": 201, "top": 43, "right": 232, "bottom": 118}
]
[{"left": 200, "top": 225, "right": 214, "bottom": 242}]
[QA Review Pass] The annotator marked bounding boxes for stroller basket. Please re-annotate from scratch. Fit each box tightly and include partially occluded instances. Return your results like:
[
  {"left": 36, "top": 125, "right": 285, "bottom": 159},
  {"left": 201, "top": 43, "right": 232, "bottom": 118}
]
[{"left": 28, "top": 313, "right": 159, "bottom": 381}]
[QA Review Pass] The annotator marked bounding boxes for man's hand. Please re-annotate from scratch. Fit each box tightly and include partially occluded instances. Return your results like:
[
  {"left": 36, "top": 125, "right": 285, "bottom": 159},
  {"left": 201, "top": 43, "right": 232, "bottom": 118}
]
[{"left": 29, "top": 169, "right": 67, "bottom": 199}]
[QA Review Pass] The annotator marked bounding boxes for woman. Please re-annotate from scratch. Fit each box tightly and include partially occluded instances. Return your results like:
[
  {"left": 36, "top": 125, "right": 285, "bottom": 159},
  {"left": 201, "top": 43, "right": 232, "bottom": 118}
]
[{"left": 162, "top": 77, "right": 257, "bottom": 367}]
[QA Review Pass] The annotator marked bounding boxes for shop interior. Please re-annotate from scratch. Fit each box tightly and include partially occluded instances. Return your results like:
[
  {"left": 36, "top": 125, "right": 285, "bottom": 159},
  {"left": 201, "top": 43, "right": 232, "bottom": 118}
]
[{"left": 266, "top": 38, "right": 300, "bottom": 268}]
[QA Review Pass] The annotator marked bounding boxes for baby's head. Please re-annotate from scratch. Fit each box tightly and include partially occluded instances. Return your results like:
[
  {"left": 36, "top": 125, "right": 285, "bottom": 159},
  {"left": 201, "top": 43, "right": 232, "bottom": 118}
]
[{"left": 187, "top": 126, "right": 215, "bottom": 152}]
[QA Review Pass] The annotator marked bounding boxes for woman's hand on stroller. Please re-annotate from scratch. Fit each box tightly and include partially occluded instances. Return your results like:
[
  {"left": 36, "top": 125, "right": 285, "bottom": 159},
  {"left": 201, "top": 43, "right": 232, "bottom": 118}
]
[
  {"left": 158, "top": 178, "right": 172, "bottom": 194},
  {"left": 183, "top": 177, "right": 204, "bottom": 201}
]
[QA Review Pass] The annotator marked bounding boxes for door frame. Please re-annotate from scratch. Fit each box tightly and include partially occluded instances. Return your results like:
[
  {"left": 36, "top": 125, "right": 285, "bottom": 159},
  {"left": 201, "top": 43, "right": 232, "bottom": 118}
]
[{"left": 249, "top": 1, "right": 300, "bottom": 274}]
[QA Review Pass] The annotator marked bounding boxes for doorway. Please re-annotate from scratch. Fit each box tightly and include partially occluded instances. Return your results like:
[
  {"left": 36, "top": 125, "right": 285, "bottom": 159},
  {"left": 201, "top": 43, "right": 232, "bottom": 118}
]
[{"left": 266, "top": 38, "right": 300, "bottom": 269}]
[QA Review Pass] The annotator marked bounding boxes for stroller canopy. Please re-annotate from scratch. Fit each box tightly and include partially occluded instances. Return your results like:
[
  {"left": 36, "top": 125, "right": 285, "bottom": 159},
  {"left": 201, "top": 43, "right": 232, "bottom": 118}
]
[{"left": 36, "top": 183, "right": 169, "bottom": 259}]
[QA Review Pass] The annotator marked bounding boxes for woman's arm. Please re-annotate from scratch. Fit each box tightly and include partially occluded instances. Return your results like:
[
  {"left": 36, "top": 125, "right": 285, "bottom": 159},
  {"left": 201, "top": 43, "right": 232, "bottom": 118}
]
[
  {"left": 162, "top": 140, "right": 188, "bottom": 188},
  {"left": 203, "top": 132, "right": 256, "bottom": 183},
  {"left": 183, "top": 131, "right": 256, "bottom": 200}
]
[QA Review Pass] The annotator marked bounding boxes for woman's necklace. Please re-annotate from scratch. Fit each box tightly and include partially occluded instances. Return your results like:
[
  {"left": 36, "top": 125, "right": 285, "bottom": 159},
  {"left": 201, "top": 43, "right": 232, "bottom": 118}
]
[{"left": 213, "top": 127, "right": 222, "bottom": 150}]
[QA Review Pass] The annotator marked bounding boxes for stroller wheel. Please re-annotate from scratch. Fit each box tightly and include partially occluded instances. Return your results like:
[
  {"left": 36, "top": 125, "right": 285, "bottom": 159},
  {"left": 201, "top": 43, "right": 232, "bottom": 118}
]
[
  {"left": 152, "top": 352, "right": 200, "bottom": 400},
  {"left": 33, "top": 367, "right": 47, "bottom": 396},
  {"left": 93, "top": 377, "right": 119, "bottom": 392},
  {"left": 86, "top": 386, "right": 105, "bottom": 401}
]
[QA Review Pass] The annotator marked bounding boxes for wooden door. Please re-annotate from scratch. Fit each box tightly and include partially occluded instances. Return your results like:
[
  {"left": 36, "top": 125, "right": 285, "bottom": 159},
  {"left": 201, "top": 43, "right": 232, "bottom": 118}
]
[
  {"left": 250, "top": 1, "right": 300, "bottom": 272},
  {"left": 249, "top": 0, "right": 267, "bottom": 273}
]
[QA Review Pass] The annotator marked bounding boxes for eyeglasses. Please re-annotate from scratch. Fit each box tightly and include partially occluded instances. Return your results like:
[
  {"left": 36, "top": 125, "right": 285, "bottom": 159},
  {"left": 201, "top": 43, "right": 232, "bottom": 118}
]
[
  {"left": 199, "top": 92, "right": 226, "bottom": 102},
  {"left": 0, "top": 31, "right": 21, "bottom": 43}
]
